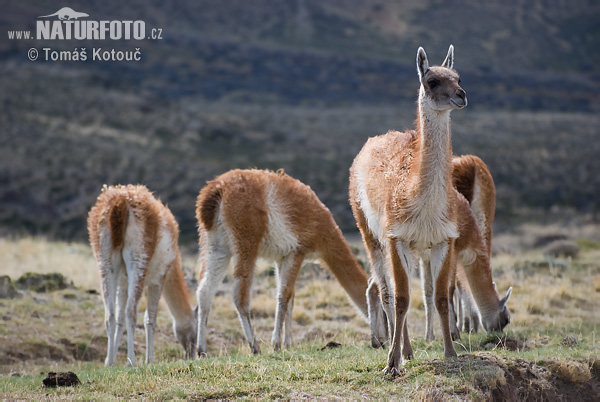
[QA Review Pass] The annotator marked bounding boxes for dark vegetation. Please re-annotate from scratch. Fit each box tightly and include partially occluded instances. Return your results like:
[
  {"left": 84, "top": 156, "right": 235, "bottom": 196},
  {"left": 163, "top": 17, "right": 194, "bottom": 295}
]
[{"left": 1, "top": 0, "right": 599, "bottom": 242}]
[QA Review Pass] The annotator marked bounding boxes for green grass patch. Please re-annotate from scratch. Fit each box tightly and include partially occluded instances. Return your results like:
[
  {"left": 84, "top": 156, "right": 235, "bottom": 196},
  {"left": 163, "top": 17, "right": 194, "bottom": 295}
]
[{"left": 1, "top": 334, "right": 597, "bottom": 399}]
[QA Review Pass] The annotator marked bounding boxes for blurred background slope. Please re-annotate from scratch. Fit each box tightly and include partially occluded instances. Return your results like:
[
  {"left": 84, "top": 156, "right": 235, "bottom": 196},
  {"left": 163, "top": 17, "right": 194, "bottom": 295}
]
[{"left": 1, "top": 0, "right": 599, "bottom": 243}]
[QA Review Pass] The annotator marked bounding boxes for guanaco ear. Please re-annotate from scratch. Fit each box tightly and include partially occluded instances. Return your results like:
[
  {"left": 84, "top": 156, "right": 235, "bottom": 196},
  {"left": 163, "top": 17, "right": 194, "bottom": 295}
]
[
  {"left": 500, "top": 286, "right": 512, "bottom": 307},
  {"left": 416, "top": 47, "right": 429, "bottom": 83},
  {"left": 442, "top": 44, "right": 454, "bottom": 69}
]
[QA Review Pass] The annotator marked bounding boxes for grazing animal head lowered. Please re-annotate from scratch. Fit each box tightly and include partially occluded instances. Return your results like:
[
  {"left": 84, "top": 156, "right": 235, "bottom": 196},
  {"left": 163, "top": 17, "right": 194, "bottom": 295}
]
[
  {"left": 88, "top": 184, "right": 197, "bottom": 366},
  {"left": 482, "top": 285, "right": 512, "bottom": 332},
  {"left": 195, "top": 169, "right": 374, "bottom": 356},
  {"left": 174, "top": 304, "right": 199, "bottom": 359},
  {"left": 451, "top": 155, "right": 512, "bottom": 336}
]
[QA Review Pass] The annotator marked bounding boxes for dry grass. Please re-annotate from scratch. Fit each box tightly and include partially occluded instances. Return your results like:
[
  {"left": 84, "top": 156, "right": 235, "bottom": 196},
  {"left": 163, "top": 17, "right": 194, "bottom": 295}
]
[
  {"left": 0, "top": 228, "right": 598, "bottom": 398},
  {"left": 0, "top": 237, "right": 99, "bottom": 290}
]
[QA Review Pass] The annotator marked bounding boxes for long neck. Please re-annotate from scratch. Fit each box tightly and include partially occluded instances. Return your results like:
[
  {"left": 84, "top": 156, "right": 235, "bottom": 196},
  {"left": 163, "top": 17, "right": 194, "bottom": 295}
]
[
  {"left": 462, "top": 253, "right": 500, "bottom": 319},
  {"left": 162, "top": 253, "right": 195, "bottom": 325},
  {"left": 413, "top": 88, "right": 453, "bottom": 201},
  {"left": 319, "top": 223, "right": 369, "bottom": 319}
]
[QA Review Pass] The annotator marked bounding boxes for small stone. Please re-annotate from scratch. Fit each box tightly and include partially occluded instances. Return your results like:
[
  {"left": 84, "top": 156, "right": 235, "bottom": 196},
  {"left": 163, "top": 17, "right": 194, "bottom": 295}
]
[
  {"left": 0, "top": 276, "right": 18, "bottom": 299},
  {"left": 562, "top": 335, "right": 579, "bottom": 347}
]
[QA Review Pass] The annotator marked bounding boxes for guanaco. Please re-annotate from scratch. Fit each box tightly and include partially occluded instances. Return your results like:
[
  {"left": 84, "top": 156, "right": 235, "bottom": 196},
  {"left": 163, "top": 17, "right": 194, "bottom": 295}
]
[
  {"left": 88, "top": 184, "right": 197, "bottom": 366},
  {"left": 195, "top": 169, "right": 383, "bottom": 355},
  {"left": 350, "top": 45, "right": 466, "bottom": 374}
]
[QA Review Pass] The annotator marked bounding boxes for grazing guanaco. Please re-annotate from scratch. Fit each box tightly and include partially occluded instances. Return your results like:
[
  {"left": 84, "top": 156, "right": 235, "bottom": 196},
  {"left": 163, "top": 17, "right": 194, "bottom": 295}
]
[
  {"left": 195, "top": 169, "right": 383, "bottom": 355},
  {"left": 350, "top": 45, "right": 466, "bottom": 374},
  {"left": 88, "top": 185, "right": 197, "bottom": 366},
  {"left": 450, "top": 155, "right": 511, "bottom": 335}
]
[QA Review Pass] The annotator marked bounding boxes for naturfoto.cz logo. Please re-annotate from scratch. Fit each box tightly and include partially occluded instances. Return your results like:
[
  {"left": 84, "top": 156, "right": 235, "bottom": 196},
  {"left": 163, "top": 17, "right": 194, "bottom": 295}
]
[
  {"left": 7, "top": 7, "right": 164, "bottom": 62},
  {"left": 36, "top": 7, "right": 149, "bottom": 40}
]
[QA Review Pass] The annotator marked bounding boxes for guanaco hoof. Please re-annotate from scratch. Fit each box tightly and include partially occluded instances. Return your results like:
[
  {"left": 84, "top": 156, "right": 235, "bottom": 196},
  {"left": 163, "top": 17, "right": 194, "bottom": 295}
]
[{"left": 383, "top": 366, "right": 406, "bottom": 377}]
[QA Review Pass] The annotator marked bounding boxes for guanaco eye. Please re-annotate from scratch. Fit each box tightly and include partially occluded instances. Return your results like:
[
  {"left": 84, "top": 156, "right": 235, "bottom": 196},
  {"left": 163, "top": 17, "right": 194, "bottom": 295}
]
[
  {"left": 458, "top": 78, "right": 462, "bottom": 84},
  {"left": 427, "top": 79, "right": 439, "bottom": 88}
]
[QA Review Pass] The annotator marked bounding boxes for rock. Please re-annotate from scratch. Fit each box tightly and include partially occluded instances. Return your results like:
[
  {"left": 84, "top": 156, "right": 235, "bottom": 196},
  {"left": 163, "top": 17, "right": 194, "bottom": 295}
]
[
  {"left": 0, "top": 276, "right": 18, "bottom": 299},
  {"left": 562, "top": 335, "right": 579, "bottom": 347},
  {"left": 15, "top": 272, "right": 71, "bottom": 293},
  {"left": 534, "top": 233, "right": 568, "bottom": 248},
  {"left": 544, "top": 240, "right": 579, "bottom": 259}
]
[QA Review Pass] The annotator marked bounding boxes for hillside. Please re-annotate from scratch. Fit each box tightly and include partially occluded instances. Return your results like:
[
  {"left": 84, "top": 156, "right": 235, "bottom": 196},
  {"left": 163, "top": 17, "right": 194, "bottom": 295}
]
[{"left": 1, "top": 0, "right": 599, "bottom": 241}]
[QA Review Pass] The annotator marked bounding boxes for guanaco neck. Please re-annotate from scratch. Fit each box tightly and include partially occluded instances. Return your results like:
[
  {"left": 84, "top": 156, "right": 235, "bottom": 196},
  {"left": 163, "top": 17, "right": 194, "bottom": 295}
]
[
  {"left": 161, "top": 253, "right": 195, "bottom": 325},
  {"left": 412, "top": 88, "right": 453, "bottom": 207},
  {"left": 319, "top": 222, "right": 369, "bottom": 319},
  {"left": 464, "top": 252, "right": 500, "bottom": 318}
]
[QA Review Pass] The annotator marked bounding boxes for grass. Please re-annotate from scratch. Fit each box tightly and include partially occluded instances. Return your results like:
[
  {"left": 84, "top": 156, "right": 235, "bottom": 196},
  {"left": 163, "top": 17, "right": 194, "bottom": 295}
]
[
  {"left": 0, "top": 230, "right": 599, "bottom": 398},
  {"left": 1, "top": 338, "right": 597, "bottom": 399}
]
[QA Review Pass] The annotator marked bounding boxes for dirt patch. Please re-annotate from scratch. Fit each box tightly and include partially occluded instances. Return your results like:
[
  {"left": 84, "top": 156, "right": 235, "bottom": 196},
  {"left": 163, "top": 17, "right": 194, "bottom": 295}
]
[
  {"left": 423, "top": 354, "right": 600, "bottom": 401},
  {"left": 1, "top": 337, "right": 104, "bottom": 366},
  {"left": 480, "top": 333, "right": 528, "bottom": 351},
  {"left": 496, "top": 356, "right": 599, "bottom": 401},
  {"left": 57, "top": 338, "right": 103, "bottom": 362},
  {"left": 6, "top": 340, "right": 71, "bottom": 363}
]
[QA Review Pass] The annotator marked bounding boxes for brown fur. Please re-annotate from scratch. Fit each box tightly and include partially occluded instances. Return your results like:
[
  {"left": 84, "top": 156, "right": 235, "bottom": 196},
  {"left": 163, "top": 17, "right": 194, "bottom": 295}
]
[
  {"left": 88, "top": 185, "right": 162, "bottom": 263},
  {"left": 196, "top": 169, "right": 370, "bottom": 354},
  {"left": 163, "top": 254, "right": 194, "bottom": 321},
  {"left": 108, "top": 197, "right": 128, "bottom": 249},
  {"left": 197, "top": 181, "right": 223, "bottom": 232},
  {"left": 452, "top": 157, "right": 476, "bottom": 203},
  {"left": 198, "top": 170, "right": 369, "bottom": 311},
  {"left": 453, "top": 155, "right": 496, "bottom": 253}
]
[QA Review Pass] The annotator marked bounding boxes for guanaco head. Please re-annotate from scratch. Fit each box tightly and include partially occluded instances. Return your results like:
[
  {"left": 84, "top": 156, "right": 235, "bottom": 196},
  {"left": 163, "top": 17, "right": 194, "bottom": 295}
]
[
  {"left": 482, "top": 286, "right": 512, "bottom": 332},
  {"left": 173, "top": 305, "right": 198, "bottom": 359},
  {"left": 417, "top": 45, "right": 467, "bottom": 111}
]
